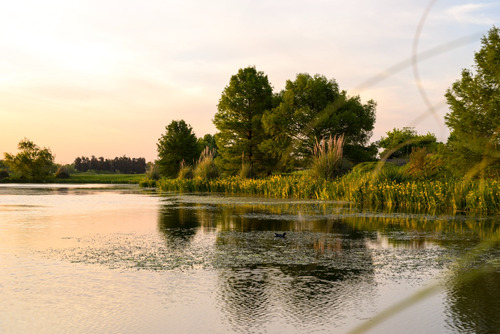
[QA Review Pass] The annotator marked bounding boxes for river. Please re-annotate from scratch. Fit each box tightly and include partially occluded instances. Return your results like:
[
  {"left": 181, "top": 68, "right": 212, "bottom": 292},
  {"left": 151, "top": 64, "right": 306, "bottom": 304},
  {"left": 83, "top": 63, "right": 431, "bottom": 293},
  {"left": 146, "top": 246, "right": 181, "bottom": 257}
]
[{"left": 0, "top": 184, "right": 498, "bottom": 333}]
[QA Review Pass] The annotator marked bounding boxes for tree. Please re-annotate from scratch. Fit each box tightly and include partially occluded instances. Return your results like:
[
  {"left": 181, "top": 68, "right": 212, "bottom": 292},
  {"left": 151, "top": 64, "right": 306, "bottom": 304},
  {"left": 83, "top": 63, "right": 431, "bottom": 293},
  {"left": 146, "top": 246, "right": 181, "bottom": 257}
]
[
  {"left": 378, "top": 127, "right": 438, "bottom": 160},
  {"left": 197, "top": 134, "right": 218, "bottom": 158},
  {"left": 261, "top": 73, "right": 376, "bottom": 169},
  {"left": 3, "top": 138, "right": 55, "bottom": 180},
  {"left": 213, "top": 66, "right": 274, "bottom": 176},
  {"left": 157, "top": 120, "right": 199, "bottom": 178},
  {"left": 444, "top": 26, "right": 500, "bottom": 177}
]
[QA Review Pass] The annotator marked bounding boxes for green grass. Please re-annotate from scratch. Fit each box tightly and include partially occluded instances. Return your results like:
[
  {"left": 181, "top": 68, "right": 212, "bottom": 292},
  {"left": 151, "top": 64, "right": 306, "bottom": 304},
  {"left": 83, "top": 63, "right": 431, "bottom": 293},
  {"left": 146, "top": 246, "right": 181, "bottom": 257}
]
[
  {"left": 58, "top": 173, "right": 145, "bottom": 184},
  {"left": 150, "top": 172, "right": 500, "bottom": 215},
  {"left": 2, "top": 172, "right": 145, "bottom": 184}
]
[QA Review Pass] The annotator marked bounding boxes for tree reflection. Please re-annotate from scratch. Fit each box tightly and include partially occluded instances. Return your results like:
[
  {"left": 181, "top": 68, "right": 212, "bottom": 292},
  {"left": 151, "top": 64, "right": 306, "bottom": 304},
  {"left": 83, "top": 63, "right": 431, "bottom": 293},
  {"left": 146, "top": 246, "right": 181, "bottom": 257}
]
[
  {"left": 157, "top": 204, "right": 201, "bottom": 247},
  {"left": 213, "top": 207, "right": 375, "bottom": 328},
  {"left": 156, "top": 194, "right": 499, "bottom": 332},
  {"left": 446, "top": 269, "right": 500, "bottom": 332}
]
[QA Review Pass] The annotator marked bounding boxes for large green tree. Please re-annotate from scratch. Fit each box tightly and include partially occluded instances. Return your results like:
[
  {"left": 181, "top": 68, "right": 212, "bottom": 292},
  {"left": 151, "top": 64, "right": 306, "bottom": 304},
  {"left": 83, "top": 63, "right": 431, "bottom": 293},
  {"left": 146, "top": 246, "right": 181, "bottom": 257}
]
[
  {"left": 378, "top": 127, "right": 439, "bottom": 159},
  {"left": 213, "top": 66, "right": 275, "bottom": 176},
  {"left": 445, "top": 26, "right": 500, "bottom": 177},
  {"left": 157, "top": 120, "right": 199, "bottom": 178},
  {"left": 4, "top": 138, "right": 55, "bottom": 180},
  {"left": 261, "top": 73, "right": 376, "bottom": 169}
]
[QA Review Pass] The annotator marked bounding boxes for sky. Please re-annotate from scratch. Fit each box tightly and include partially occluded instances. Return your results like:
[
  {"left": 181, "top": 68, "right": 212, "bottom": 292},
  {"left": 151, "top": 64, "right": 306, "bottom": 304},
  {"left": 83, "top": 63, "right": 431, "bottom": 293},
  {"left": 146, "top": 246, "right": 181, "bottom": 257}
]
[{"left": 1, "top": 0, "right": 499, "bottom": 163}]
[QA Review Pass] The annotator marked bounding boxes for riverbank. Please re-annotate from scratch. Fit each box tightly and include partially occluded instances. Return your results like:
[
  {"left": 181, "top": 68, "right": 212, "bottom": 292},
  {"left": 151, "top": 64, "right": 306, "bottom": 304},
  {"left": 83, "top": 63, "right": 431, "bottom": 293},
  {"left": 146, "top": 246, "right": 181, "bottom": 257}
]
[
  {"left": 146, "top": 175, "right": 500, "bottom": 215},
  {"left": 0, "top": 173, "right": 145, "bottom": 184}
]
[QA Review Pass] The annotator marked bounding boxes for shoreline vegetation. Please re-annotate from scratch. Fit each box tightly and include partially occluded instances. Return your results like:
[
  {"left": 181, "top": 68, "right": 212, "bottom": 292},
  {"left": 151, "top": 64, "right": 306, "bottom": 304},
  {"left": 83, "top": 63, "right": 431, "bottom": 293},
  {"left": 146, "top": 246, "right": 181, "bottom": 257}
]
[
  {"left": 2, "top": 29, "right": 499, "bottom": 216},
  {"left": 139, "top": 170, "right": 500, "bottom": 216},
  {"left": 1, "top": 172, "right": 144, "bottom": 184}
]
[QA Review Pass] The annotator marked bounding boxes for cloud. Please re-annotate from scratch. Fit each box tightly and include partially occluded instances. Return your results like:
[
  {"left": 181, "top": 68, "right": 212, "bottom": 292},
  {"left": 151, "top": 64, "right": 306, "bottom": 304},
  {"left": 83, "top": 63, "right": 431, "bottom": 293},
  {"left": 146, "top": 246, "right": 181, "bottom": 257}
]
[{"left": 447, "top": 3, "right": 500, "bottom": 25}]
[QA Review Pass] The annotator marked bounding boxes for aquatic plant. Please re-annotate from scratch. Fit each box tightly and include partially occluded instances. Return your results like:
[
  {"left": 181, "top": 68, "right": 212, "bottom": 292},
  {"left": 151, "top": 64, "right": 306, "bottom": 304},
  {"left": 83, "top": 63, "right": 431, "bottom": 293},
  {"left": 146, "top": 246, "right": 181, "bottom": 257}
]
[{"left": 156, "top": 173, "right": 499, "bottom": 214}]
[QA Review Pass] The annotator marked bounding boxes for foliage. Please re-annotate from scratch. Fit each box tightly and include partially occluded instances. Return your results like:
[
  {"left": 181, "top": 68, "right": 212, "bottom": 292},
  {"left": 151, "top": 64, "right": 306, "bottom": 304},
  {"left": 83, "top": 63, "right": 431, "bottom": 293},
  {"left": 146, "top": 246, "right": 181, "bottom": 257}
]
[
  {"left": 177, "top": 160, "right": 194, "bottom": 180},
  {"left": 401, "top": 147, "right": 446, "bottom": 180},
  {"left": 197, "top": 134, "right": 218, "bottom": 158},
  {"left": 74, "top": 156, "right": 146, "bottom": 174},
  {"left": 155, "top": 173, "right": 499, "bottom": 214},
  {"left": 378, "top": 127, "right": 439, "bottom": 159},
  {"left": 57, "top": 173, "right": 144, "bottom": 184},
  {"left": 55, "top": 166, "right": 71, "bottom": 178},
  {"left": 213, "top": 66, "right": 275, "bottom": 177},
  {"left": 3, "top": 138, "right": 55, "bottom": 181},
  {"left": 0, "top": 169, "right": 9, "bottom": 179},
  {"left": 444, "top": 26, "right": 500, "bottom": 177},
  {"left": 239, "top": 162, "right": 253, "bottom": 179},
  {"left": 310, "top": 135, "right": 345, "bottom": 181},
  {"left": 157, "top": 120, "right": 199, "bottom": 178},
  {"left": 261, "top": 73, "right": 376, "bottom": 169},
  {"left": 194, "top": 147, "right": 219, "bottom": 180},
  {"left": 145, "top": 163, "right": 160, "bottom": 180}
]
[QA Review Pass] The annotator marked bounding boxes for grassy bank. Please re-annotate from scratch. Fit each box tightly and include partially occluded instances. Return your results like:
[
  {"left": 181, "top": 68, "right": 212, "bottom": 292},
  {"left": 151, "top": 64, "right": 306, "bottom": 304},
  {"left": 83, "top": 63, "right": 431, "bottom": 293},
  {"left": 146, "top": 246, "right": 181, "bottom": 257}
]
[
  {"left": 1, "top": 173, "right": 145, "bottom": 184},
  {"left": 148, "top": 175, "right": 500, "bottom": 215},
  {"left": 59, "top": 173, "right": 145, "bottom": 184}
]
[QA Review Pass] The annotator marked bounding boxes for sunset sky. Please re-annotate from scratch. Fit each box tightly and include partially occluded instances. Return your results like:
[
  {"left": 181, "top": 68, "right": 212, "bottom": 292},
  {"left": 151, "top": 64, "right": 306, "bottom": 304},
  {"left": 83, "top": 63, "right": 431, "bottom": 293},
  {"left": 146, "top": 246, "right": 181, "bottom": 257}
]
[{"left": 1, "top": 0, "right": 499, "bottom": 163}]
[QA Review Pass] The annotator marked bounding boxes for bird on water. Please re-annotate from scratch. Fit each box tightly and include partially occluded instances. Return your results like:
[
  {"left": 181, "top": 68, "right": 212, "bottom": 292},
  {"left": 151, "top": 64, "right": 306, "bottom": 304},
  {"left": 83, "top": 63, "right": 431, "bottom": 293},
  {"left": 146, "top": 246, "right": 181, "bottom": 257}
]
[{"left": 274, "top": 232, "right": 286, "bottom": 238}]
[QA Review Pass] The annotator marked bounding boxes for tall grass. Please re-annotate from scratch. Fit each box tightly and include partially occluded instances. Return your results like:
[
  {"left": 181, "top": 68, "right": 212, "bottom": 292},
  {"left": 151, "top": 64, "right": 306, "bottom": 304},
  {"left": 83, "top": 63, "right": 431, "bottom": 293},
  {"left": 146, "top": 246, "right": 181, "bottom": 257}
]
[
  {"left": 310, "top": 135, "right": 345, "bottom": 181},
  {"left": 155, "top": 171, "right": 499, "bottom": 214},
  {"left": 194, "top": 147, "right": 219, "bottom": 180},
  {"left": 177, "top": 160, "right": 194, "bottom": 180}
]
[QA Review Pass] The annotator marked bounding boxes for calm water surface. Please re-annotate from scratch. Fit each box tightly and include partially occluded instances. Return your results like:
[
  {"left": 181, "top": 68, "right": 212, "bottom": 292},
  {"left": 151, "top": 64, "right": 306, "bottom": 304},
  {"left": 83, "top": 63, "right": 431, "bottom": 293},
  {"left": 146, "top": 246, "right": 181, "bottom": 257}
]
[{"left": 0, "top": 184, "right": 498, "bottom": 333}]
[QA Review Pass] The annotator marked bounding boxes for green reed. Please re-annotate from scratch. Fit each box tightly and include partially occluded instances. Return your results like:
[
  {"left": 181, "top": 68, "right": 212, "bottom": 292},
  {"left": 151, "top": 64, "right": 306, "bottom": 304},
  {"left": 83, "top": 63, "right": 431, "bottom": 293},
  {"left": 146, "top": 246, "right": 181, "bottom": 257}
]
[{"left": 154, "top": 174, "right": 499, "bottom": 214}]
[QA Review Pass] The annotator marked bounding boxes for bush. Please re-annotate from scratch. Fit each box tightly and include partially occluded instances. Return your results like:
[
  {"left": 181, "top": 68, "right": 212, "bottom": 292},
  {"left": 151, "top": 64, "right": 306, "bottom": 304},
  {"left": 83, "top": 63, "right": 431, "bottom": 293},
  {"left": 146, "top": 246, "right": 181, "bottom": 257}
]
[
  {"left": 194, "top": 147, "right": 219, "bottom": 180},
  {"left": 239, "top": 162, "right": 253, "bottom": 179},
  {"left": 310, "top": 135, "right": 345, "bottom": 180},
  {"left": 0, "top": 170, "right": 9, "bottom": 179},
  {"left": 146, "top": 164, "right": 160, "bottom": 180},
  {"left": 402, "top": 147, "right": 445, "bottom": 180},
  {"left": 55, "top": 166, "right": 70, "bottom": 178},
  {"left": 177, "top": 160, "right": 193, "bottom": 180}
]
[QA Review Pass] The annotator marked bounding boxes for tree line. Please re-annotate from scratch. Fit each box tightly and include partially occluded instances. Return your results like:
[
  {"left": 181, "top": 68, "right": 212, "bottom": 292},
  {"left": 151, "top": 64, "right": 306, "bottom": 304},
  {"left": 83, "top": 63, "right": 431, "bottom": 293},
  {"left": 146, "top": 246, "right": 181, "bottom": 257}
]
[
  {"left": 2, "top": 27, "right": 498, "bottom": 182},
  {"left": 157, "top": 71, "right": 377, "bottom": 178},
  {"left": 74, "top": 156, "right": 146, "bottom": 174},
  {"left": 156, "top": 26, "right": 500, "bottom": 180}
]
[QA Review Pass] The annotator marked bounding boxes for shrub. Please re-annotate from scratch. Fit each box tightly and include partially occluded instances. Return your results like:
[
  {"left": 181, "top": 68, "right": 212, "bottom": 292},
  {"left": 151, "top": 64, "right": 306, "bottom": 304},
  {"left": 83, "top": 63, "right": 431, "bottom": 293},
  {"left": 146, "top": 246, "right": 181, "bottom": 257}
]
[
  {"left": 194, "top": 147, "right": 219, "bottom": 180},
  {"left": 403, "top": 147, "right": 445, "bottom": 180},
  {"left": 239, "top": 163, "right": 253, "bottom": 179},
  {"left": 310, "top": 135, "right": 345, "bottom": 180},
  {"left": 146, "top": 164, "right": 160, "bottom": 180},
  {"left": 55, "top": 166, "right": 70, "bottom": 178},
  {"left": 0, "top": 170, "right": 9, "bottom": 179},
  {"left": 177, "top": 160, "right": 193, "bottom": 180}
]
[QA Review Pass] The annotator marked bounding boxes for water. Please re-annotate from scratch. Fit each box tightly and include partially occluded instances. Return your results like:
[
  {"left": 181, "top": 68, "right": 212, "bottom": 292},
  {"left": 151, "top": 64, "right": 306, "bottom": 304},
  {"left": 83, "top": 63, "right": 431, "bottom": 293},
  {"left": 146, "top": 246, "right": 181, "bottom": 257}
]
[{"left": 0, "top": 184, "right": 498, "bottom": 333}]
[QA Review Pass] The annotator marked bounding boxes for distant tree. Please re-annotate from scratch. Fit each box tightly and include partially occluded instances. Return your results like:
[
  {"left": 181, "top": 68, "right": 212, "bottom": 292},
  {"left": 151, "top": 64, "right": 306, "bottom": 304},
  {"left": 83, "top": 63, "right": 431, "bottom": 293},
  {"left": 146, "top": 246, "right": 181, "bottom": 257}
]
[
  {"left": 197, "top": 134, "right": 218, "bottom": 157},
  {"left": 157, "top": 120, "right": 199, "bottom": 178},
  {"left": 261, "top": 73, "right": 376, "bottom": 170},
  {"left": 444, "top": 26, "right": 500, "bottom": 177},
  {"left": 213, "top": 66, "right": 275, "bottom": 176},
  {"left": 73, "top": 156, "right": 146, "bottom": 173},
  {"left": 378, "top": 127, "right": 438, "bottom": 160},
  {"left": 3, "top": 138, "right": 55, "bottom": 180}
]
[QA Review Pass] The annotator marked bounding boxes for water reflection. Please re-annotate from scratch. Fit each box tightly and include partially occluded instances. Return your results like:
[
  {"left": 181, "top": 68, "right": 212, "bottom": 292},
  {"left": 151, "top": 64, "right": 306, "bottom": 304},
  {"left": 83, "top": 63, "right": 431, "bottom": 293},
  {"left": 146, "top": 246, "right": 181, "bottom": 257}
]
[
  {"left": 158, "top": 204, "right": 201, "bottom": 246},
  {"left": 155, "top": 194, "right": 499, "bottom": 332},
  {"left": 157, "top": 197, "right": 380, "bottom": 331},
  {"left": 2, "top": 187, "right": 498, "bottom": 333},
  {"left": 446, "top": 268, "right": 500, "bottom": 332}
]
